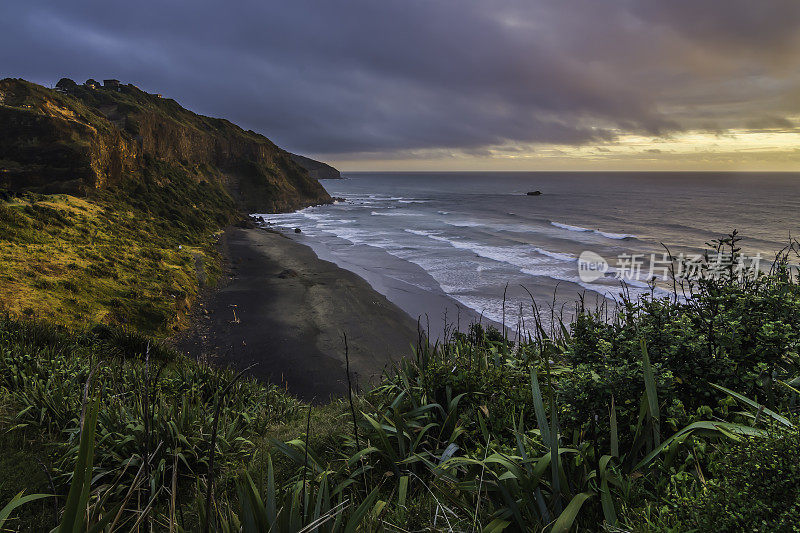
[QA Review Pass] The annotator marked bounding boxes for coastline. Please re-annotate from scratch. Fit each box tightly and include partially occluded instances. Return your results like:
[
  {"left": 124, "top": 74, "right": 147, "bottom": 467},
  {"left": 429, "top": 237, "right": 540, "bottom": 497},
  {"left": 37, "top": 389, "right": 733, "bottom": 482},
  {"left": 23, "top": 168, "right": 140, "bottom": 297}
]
[
  {"left": 289, "top": 229, "right": 500, "bottom": 340},
  {"left": 174, "top": 226, "right": 420, "bottom": 403}
]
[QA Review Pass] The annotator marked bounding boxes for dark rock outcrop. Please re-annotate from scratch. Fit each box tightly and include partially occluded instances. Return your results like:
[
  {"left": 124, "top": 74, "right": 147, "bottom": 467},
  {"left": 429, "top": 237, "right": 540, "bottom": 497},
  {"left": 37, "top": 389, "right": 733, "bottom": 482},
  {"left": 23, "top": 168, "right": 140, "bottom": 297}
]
[
  {"left": 290, "top": 153, "right": 341, "bottom": 180},
  {"left": 0, "top": 78, "right": 331, "bottom": 212}
]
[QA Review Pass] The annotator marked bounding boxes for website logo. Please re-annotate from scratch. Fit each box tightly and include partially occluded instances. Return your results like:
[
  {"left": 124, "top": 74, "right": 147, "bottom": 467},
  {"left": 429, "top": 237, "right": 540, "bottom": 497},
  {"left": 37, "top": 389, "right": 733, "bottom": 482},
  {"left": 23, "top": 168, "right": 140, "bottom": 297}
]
[{"left": 578, "top": 251, "right": 609, "bottom": 282}]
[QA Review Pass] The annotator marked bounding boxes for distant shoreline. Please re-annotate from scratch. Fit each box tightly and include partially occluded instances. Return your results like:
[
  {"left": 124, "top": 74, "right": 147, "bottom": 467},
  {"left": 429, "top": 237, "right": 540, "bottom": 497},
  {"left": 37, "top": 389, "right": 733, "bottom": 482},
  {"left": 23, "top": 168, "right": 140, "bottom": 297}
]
[
  {"left": 173, "top": 226, "right": 420, "bottom": 403},
  {"left": 285, "top": 227, "right": 500, "bottom": 340}
]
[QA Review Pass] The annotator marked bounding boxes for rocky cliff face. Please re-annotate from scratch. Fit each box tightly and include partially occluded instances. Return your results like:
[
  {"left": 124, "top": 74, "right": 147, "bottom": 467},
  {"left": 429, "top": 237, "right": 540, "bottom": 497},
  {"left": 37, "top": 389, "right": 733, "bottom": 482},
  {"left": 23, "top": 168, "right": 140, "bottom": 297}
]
[
  {"left": 0, "top": 78, "right": 331, "bottom": 212},
  {"left": 290, "top": 153, "right": 342, "bottom": 180}
]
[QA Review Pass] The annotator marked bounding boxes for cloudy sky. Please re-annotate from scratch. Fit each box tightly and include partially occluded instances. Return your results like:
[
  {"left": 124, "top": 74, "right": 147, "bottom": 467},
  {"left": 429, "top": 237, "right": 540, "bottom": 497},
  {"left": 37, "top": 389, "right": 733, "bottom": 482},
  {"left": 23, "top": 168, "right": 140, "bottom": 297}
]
[{"left": 2, "top": 0, "right": 799, "bottom": 170}]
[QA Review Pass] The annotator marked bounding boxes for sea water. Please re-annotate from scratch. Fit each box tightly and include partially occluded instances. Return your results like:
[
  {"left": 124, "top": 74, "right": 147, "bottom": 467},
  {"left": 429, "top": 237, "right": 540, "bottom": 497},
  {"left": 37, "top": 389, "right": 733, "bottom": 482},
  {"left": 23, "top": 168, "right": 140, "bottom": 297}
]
[{"left": 255, "top": 172, "right": 800, "bottom": 334}]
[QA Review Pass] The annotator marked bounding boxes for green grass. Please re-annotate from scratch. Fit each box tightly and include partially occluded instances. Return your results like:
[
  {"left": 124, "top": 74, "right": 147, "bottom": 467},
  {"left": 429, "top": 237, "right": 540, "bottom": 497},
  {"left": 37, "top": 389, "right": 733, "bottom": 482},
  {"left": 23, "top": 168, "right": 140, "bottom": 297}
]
[
  {"left": 0, "top": 417, "right": 57, "bottom": 530},
  {"left": 0, "top": 317, "right": 303, "bottom": 531},
  {"left": 1, "top": 232, "right": 799, "bottom": 531},
  {"left": 0, "top": 159, "right": 238, "bottom": 335}
]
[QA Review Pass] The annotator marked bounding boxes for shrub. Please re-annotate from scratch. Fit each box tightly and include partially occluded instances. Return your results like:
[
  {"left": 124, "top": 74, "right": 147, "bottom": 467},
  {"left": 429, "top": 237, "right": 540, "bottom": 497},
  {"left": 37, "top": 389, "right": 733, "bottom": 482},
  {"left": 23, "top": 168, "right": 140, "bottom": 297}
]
[{"left": 662, "top": 426, "right": 800, "bottom": 531}]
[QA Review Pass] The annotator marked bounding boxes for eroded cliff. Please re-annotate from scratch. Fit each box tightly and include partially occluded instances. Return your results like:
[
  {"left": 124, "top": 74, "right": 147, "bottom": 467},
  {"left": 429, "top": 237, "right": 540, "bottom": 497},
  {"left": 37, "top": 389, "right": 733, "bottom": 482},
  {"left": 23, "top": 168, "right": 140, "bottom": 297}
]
[{"left": 0, "top": 78, "right": 331, "bottom": 212}]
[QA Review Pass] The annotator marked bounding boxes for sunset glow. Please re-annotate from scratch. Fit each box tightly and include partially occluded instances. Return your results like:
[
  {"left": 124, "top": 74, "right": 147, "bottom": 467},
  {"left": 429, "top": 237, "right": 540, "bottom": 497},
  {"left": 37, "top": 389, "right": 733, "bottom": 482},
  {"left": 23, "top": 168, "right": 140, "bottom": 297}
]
[{"left": 2, "top": 0, "right": 798, "bottom": 172}]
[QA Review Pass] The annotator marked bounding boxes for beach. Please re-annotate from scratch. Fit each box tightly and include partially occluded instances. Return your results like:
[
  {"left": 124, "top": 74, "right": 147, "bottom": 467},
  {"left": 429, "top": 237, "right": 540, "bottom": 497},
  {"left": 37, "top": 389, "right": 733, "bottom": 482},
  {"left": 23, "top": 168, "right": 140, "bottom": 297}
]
[
  {"left": 260, "top": 172, "right": 799, "bottom": 330},
  {"left": 176, "top": 171, "right": 800, "bottom": 403},
  {"left": 175, "top": 227, "right": 421, "bottom": 403}
]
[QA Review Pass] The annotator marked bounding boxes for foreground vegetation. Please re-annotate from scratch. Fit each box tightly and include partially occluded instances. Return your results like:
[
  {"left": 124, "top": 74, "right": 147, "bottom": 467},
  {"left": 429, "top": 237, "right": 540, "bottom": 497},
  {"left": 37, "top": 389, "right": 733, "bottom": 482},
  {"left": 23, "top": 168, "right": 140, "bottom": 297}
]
[{"left": 1, "top": 234, "right": 799, "bottom": 531}]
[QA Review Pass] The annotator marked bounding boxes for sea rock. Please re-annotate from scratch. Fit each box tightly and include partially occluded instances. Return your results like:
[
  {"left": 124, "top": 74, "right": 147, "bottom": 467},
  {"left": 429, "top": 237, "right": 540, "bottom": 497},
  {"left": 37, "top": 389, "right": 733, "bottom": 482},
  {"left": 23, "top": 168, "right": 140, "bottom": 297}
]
[
  {"left": 235, "top": 217, "right": 256, "bottom": 229},
  {"left": 526, "top": 190, "right": 542, "bottom": 196},
  {"left": 294, "top": 227, "right": 302, "bottom": 233}
]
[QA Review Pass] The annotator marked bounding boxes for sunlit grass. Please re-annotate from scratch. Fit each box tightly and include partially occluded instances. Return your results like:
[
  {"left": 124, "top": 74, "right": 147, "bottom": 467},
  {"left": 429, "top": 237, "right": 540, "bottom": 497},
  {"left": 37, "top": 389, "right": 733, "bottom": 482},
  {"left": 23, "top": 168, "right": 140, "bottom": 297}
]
[{"left": 0, "top": 189, "right": 225, "bottom": 335}]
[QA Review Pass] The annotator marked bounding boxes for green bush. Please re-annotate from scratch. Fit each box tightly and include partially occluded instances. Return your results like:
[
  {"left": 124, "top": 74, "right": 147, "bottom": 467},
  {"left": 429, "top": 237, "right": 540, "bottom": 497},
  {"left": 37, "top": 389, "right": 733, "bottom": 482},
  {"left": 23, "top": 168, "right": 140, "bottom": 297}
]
[
  {"left": 563, "top": 236, "right": 800, "bottom": 438},
  {"left": 2, "top": 235, "right": 799, "bottom": 530},
  {"left": 662, "top": 426, "right": 800, "bottom": 532}
]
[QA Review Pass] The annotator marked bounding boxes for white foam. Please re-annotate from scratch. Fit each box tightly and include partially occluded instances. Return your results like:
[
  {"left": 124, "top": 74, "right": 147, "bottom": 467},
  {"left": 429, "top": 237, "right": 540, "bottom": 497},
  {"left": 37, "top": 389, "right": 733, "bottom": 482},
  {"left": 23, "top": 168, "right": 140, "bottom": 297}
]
[
  {"left": 597, "top": 230, "right": 636, "bottom": 240},
  {"left": 370, "top": 211, "right": 425, "bottom": 217},
  {"left": 551, "top": 221, "right": 636, "bottom": 240},
  {"left": 405, "top": 229, "right": 437, "bottom": 237},
  {"left": 520, "top": 268, "right": 674, "bottom": 302},
  {"left": 404, "top": 230, "right": 574, "bottom": 268},
  {"left": 532, "top": 247, "right": 576, "bottom": 262},
  {"left": 551, "top": 221, "right": 591, "bottom": 232},
  {"left": 337, "top": 223, "right": 672, "bottom": 305},
  {"left": 366, "top": 196, "right": 405, "bottom": 201},
  {"left": 445, "top": 220, "right": 485, "bottom": 228},
  {"left": 444, "top": 219, "right": 536, "bottom": 233}
]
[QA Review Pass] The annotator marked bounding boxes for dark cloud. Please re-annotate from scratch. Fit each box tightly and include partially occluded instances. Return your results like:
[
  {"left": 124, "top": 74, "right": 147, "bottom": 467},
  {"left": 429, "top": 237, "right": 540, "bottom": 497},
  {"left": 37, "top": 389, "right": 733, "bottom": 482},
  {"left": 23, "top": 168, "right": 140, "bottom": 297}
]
[
  {"left": 746, "top": 116, "right": 795, "bottom": 130},
  {"left": 1, "top": 0, "right": 797, "bottom": 160}
]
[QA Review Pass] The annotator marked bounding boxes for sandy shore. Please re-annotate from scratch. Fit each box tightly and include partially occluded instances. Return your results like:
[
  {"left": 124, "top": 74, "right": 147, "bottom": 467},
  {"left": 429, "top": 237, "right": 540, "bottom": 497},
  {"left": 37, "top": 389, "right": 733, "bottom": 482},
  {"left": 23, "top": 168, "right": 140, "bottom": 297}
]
[{"left": 175, "top": 227, "right": 420, "bottom": 403}]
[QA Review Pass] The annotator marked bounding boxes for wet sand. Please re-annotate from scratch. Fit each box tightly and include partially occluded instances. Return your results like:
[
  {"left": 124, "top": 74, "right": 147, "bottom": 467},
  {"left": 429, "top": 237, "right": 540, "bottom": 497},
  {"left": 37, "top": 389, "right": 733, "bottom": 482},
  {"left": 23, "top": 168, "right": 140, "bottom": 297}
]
[{"left": 174, "top": 227, "right": 421, "bottom": 403}]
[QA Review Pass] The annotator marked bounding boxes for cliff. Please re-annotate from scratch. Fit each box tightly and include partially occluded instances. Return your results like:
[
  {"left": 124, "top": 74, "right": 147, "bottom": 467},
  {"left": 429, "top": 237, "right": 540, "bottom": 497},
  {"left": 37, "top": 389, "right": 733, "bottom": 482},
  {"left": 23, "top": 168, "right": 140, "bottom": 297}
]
[
  {"left": 0, "top": 78, "right": 331, "bottom": 212},
  {"left": 290, "top": 153, "right": 341, "bottom": 179}
]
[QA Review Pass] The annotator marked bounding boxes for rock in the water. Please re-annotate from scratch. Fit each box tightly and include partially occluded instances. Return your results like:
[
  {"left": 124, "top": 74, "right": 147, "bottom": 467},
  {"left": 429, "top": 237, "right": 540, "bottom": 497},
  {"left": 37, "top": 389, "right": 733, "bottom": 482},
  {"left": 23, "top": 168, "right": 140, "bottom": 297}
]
[
  {"left": 294, "top": 227, "right": 302, "bottom": 233},
  {"left": 526, "top": 190, "right": 542, "bottom": 196}
]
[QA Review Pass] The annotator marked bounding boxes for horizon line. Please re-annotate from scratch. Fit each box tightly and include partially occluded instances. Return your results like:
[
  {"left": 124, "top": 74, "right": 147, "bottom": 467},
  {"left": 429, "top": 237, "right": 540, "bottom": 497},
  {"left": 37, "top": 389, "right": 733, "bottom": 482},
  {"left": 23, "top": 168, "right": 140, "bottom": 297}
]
[{"left": 334, "top": 169, "right": 800, "bottom": 174}]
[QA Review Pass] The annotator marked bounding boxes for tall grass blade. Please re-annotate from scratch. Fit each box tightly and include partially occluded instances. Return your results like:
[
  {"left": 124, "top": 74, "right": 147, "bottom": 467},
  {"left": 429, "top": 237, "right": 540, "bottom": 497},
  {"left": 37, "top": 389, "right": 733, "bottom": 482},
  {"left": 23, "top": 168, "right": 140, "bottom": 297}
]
[
  {"left": 343, "top": 486, "right": 381, "bottom": 533},
  {"left": 640, "top": 338, "right": 660, "bottom": 447},
  {"left": 632, "top": 420, "right": 767, "bottom": 472},
  {"left": 609, "top": 396, "right": 619, "bottom": 458},
  {"left": 0, "top": 492, "right": 52, "bottom": 529},
  {"left": 530, "top": 369, "right": 551, "bottom": 445},
  {"left": 598, "top": 455, "right": 617, "bottom": 526},
  {"left": 58, "top": 394, "right": 100, "bottom": 533},
  {"left": 398, "top": 475, "right": 409, "bottom": 511},
  {"left": 549, "top": 389, "right": 562, "bottom": 514},
  {"left": 550, "top": 492, "right": 593, "bottom": 533},
  {"left": 710, "top": 383, "right": 793, "bottom": 427},
  {"left": 265, "top": 453, "right": 277, "bottom": 527}
]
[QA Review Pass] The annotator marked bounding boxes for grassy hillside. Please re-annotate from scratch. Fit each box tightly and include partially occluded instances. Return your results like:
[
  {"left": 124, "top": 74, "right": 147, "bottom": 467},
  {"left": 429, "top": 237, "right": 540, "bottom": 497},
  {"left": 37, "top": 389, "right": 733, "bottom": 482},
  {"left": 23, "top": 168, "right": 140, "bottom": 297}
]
[
  {"left": 0, "top": 77, "right": 337, "bottom": 335},
  {"left": 0, "top": 159, "right": 239, "bottom": 334},
  {"left": 1, "top": 233, "right": 799, "bottom": 531}
]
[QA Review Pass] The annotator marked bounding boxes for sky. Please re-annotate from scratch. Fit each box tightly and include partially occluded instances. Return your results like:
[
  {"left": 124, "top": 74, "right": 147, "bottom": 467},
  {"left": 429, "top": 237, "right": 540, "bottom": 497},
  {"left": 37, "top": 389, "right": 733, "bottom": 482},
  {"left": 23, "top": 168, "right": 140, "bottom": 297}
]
[{"left": 2, "top": 0, "right": 799, "bottom": 171}]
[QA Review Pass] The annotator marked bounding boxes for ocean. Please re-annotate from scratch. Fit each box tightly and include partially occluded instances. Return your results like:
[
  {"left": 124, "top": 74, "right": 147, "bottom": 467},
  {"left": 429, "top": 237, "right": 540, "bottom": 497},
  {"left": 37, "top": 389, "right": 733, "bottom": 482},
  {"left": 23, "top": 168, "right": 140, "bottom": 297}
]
[{"left": 255, "top": 172, "right": 800, "bottom": 336}]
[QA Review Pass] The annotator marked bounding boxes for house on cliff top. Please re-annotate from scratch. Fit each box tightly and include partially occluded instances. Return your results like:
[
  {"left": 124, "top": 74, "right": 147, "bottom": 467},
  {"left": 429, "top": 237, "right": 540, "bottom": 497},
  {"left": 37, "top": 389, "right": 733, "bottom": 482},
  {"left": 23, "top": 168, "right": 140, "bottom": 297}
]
[{"left": 103, "top": 79, "right": 121, "bottom": 91}]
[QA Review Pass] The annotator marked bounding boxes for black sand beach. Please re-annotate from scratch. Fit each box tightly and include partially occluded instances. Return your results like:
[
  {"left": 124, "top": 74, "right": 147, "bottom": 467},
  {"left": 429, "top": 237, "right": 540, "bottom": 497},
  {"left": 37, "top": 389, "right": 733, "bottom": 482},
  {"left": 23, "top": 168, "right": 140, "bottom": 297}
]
[{"left": 175, "top": 227, "right": 420, "bottom": 403}]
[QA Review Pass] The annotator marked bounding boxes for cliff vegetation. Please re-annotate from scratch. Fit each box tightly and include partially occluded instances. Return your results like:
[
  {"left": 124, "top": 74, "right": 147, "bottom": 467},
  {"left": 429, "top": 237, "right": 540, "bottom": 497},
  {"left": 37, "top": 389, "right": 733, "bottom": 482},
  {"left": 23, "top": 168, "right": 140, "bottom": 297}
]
[
  {"left": 0, "top": 78, "right": 336, "bottom": 335},
  {"left": 0, "top": 78, "right": 331, "bottom": 212},
  {"left": 1, "top": 234, "right": 799, "bottom": 531}
]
